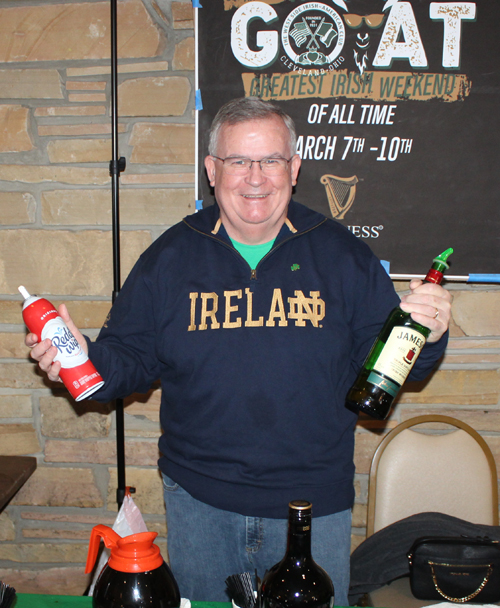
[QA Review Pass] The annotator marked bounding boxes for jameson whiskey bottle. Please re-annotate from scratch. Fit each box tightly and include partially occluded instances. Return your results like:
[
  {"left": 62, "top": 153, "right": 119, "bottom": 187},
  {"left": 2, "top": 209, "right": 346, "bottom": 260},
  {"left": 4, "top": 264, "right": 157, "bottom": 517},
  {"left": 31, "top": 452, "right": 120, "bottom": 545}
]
[
  {"left": 345, "top": 248, "right": 453, "bottom": 420},
  {"left": 261, "top": 501, "right": 334, "bottom": 608}
]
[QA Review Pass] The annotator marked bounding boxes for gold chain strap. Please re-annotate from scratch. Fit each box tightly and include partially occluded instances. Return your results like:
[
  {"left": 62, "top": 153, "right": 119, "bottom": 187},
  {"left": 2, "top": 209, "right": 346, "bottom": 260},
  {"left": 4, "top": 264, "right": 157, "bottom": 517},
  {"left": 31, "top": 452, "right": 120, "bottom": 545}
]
[{"left": 428, "top": 561, "right": 493, "bottom": 603}]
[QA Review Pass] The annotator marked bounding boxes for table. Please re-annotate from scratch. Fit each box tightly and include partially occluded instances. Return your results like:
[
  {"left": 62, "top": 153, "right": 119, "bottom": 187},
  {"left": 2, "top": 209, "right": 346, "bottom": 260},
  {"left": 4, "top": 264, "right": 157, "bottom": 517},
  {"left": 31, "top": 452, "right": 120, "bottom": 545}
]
[
  {"left": 14, "top": 596, "right": 90, "bottom": 608},
  {"left": 14, "top": 596, "right": 230, "bottom": 608},
  {"left": 0, "top": 455, "right": 37, "bottom": 511},
  {"left": 12, "top": 594, "right": 350, "bottom": 608}
]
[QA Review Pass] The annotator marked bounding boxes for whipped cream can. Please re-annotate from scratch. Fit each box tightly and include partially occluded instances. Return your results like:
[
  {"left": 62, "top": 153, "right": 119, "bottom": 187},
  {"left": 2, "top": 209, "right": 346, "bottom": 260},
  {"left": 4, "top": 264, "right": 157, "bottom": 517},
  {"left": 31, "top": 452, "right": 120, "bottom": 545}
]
[{"left": 19, "top": 286, "right": 104, "bottom": 401}]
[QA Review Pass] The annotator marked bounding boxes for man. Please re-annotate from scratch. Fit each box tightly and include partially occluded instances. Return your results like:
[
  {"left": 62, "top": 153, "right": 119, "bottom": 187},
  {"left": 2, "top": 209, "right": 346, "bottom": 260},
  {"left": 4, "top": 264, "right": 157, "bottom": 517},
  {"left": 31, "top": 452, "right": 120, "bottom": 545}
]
[{"left": 27, "top": 97, "right": 451, "bottom": 604}]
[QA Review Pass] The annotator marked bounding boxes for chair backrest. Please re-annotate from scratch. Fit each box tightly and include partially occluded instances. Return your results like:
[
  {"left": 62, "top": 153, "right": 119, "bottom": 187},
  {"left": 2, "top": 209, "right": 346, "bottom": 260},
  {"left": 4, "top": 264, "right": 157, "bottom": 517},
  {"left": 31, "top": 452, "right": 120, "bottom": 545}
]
[{"left": 366, "top": 415, "right": 499, "bottom": 537}]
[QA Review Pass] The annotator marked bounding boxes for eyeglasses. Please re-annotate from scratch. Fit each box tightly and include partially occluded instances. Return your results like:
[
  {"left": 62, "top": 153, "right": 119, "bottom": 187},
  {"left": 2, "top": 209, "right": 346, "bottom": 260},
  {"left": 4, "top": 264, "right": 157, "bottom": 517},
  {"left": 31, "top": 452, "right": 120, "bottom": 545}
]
[
  {"left": 212, "top": 155, "right": 293, "bottom": 176},
  {"left": 343, "top": 13, "right": 385, "bottom": 28}
]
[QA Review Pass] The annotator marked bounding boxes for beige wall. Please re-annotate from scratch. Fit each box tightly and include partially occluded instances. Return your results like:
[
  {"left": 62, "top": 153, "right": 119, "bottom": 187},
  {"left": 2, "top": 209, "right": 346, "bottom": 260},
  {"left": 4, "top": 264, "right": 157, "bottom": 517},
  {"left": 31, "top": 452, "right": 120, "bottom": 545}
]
[{"left": 0, "top": 0, "right": 498, "bottom": 596}]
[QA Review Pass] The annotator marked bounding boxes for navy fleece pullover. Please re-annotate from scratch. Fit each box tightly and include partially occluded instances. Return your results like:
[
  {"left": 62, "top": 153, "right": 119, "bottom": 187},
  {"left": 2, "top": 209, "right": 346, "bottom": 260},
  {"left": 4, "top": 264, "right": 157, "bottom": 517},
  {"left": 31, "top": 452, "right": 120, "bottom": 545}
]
[{"left": 88, "top": 200, "right": 447, "bottom": 518}]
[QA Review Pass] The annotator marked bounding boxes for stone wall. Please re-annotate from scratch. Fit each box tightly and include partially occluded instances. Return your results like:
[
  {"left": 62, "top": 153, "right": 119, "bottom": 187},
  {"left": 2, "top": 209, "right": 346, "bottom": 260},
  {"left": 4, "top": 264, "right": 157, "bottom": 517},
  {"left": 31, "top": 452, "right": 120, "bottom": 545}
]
[
  {"left": 0, "top": 0, "right": 195, "bottom": 594},
  {"left": 0, "top": 0, "right": 498, "bottom": 596}
]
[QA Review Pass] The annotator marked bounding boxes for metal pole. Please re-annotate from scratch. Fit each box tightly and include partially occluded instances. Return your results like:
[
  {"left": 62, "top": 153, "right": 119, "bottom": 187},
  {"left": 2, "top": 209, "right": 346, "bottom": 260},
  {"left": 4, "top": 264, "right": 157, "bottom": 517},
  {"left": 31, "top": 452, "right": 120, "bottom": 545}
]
[{"left": 109, "top": 0, "right": 129, "bottom": 509}]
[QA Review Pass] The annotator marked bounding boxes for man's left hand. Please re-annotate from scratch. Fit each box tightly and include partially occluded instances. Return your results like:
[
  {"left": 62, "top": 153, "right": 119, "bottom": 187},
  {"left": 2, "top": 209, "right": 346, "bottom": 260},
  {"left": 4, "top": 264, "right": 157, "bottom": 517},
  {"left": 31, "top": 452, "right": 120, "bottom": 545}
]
[{"left": 399, "top": 280, "right": 452, "bottom": 343}]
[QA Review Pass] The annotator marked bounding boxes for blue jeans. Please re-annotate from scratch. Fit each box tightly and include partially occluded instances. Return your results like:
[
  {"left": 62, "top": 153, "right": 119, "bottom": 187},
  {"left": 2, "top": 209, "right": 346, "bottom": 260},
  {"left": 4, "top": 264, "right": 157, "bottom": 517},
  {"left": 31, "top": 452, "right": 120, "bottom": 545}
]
[{"left": 162, "top": 474, "right": 352, "bottom": 605}]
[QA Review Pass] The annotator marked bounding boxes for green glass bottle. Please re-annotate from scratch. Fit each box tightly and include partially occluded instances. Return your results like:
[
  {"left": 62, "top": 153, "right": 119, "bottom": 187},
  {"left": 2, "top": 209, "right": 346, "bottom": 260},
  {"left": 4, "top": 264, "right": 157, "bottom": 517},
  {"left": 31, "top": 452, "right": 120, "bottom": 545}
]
[{"left": 345, "top": 248, "right": 453, "bottom": 420}]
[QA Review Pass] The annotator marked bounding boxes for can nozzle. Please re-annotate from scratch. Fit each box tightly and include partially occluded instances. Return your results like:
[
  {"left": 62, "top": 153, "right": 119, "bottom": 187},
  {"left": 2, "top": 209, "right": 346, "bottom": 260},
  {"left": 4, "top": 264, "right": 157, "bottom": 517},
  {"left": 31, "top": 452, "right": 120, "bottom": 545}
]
[{"left": 18, "top": 285, "right": 31, "bottom": 300}]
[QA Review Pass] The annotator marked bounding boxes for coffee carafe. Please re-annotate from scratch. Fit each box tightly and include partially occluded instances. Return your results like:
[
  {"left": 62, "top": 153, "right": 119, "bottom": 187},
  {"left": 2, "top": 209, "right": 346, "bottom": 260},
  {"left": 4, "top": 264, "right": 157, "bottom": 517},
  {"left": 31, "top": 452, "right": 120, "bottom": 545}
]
[{"left": 85, "top": 524, "right": 181, "bottom": 608}]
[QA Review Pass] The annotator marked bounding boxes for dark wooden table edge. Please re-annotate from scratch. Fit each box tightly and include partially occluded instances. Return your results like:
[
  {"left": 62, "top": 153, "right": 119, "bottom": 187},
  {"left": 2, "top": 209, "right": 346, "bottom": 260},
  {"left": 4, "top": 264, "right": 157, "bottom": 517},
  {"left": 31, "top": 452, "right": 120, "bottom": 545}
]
[{"left": 0, "top": 455, "right": 37, "bottom": 511}]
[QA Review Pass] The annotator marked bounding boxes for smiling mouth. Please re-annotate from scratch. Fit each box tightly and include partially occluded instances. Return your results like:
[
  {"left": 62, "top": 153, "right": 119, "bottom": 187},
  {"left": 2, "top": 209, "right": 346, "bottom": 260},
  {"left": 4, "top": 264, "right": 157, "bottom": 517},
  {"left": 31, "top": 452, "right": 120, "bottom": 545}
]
[{"left": 242, "top": 193, "right": 269, "bottom": 199}]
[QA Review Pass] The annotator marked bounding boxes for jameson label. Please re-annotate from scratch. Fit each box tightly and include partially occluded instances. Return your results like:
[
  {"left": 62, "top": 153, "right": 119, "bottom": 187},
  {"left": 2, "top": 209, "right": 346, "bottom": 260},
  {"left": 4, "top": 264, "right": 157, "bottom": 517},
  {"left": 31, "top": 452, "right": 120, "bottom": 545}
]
[
  {"left": 367, "top": 371, "right": 400, "bottom": 398},
  {"left": 373, "top": 326, "right": 427, "bottom": 385}
]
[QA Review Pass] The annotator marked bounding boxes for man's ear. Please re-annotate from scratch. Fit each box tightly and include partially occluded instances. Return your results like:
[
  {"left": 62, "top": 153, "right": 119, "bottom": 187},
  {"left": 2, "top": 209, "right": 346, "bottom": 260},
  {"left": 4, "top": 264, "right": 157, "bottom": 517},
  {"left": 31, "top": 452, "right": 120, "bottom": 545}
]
[
  {"left": 204, "top": 156, "right": 216, "bottom": 187},
  {"left": 290, "top": 154, "right": 302, "bottom": 187}
]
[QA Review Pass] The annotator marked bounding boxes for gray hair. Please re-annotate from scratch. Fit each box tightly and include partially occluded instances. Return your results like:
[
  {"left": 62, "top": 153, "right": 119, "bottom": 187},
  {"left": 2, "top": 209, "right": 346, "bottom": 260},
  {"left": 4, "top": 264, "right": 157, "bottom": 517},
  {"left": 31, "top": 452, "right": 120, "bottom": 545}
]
[{"left": 208, "top": 97, "right": 297, "bottom": 157}]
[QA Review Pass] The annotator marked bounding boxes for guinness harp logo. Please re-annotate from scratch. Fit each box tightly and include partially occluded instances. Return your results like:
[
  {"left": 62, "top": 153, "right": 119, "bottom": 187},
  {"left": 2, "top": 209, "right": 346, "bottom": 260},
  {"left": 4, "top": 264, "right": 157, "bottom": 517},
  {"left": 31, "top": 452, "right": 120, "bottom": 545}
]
[{"left": 320, "top": 174, "right": 358, "bottom": 219}]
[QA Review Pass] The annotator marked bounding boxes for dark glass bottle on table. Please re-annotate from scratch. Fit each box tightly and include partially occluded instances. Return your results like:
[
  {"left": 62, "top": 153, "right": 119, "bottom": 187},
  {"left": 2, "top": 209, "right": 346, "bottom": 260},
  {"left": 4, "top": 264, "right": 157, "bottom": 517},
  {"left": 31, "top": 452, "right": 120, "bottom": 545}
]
[
  {"left": 261, "top": 500, "right": 334, "bottom": 608},
  {"left": 345, "top": 248, "right": 453, "bottom": 420}
]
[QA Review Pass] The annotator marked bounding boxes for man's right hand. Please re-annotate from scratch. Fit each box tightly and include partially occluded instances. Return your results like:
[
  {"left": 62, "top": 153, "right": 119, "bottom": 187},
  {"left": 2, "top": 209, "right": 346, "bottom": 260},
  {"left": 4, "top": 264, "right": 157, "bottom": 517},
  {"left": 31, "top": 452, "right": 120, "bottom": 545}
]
[{"left": 25, "top": 303, "right": 88, "bottom": 383}]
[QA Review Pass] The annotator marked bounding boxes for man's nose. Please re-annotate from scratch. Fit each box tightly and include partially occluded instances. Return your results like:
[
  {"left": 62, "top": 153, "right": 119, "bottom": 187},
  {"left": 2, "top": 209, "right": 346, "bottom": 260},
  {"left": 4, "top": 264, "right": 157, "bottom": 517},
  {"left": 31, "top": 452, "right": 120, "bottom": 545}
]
[{"left": 246, "top": 160, "right": 266, "bottom": 185}]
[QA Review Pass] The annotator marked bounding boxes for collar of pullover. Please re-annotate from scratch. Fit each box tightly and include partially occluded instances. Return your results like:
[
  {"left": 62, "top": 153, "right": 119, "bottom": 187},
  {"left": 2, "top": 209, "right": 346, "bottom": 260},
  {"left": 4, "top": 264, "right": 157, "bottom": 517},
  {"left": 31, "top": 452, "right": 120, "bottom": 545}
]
[{"left": 183, "top": 199, "right": 327, "bottom": 244}]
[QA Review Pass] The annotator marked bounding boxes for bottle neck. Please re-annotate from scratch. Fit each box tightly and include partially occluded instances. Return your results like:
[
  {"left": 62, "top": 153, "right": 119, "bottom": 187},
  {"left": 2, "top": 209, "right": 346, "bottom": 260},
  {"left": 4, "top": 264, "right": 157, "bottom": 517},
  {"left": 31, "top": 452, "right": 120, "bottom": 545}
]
[
  {"left": 424, "top": 257, "right": 450, "bottom": 285},
  {"left": 286, "top": 509, "right": 312, "bottom": 559},
  {"left": 424, "top": 267, "right": 444, "bottom": 284}
]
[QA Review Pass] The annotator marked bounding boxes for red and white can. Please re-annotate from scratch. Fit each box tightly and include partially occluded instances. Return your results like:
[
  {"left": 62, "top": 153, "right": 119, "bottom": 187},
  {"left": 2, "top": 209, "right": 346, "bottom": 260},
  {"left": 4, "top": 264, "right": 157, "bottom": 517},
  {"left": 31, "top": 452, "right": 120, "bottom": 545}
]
[{"left": 19, "top": 286, "right": 105, "bottom": 401}]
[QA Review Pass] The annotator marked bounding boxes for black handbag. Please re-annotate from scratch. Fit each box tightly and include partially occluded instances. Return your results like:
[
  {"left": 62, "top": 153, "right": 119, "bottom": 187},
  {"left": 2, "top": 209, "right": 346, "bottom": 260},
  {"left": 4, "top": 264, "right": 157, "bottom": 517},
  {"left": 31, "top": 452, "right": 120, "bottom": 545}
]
[{"left": 407, "top": 536, "right": 500, "bottom": 603}]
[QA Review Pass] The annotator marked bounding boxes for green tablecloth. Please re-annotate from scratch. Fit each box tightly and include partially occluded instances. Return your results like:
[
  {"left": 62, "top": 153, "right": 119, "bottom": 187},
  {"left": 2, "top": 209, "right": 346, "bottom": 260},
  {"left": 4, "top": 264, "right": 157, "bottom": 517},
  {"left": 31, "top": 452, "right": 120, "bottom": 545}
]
[
  {"left": 14, "top": 596, "right": 230, "bottom": 608},
  {"left": 14, "top": 596, "right": 90, "bottom": 607}
]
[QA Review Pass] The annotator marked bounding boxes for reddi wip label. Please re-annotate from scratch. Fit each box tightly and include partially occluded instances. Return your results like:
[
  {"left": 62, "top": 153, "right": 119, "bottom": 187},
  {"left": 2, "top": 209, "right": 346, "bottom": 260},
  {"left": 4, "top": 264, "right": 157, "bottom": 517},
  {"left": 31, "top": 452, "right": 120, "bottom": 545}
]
[
  {"left": 373, "top": 327, "right": 427, "bottom": 386},
  {"left": 41, "top": 317, "right": 88, "bottom": 369}
]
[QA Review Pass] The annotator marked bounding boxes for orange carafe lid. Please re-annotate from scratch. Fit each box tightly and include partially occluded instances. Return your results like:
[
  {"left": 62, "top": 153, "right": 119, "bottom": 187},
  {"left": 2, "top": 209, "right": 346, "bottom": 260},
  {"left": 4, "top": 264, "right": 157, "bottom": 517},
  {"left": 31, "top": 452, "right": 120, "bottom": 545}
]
[{"left": 85, "top": 524, "right": 164, "bottom": 574}]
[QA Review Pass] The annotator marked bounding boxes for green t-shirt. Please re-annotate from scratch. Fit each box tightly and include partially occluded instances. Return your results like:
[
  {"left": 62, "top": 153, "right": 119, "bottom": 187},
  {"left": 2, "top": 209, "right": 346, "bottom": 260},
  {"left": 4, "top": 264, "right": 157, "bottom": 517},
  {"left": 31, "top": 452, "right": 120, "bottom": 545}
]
[{"left": 230, "top": 238, "right": 274, "bottom": 269}]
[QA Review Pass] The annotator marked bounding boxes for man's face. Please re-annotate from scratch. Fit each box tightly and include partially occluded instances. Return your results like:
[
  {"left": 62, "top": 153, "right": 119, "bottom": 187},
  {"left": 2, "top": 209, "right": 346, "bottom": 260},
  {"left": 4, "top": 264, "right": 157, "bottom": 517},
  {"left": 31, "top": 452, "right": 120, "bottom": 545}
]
[{"left": 204, "top": 116, "right": 301, "bottom": 245}]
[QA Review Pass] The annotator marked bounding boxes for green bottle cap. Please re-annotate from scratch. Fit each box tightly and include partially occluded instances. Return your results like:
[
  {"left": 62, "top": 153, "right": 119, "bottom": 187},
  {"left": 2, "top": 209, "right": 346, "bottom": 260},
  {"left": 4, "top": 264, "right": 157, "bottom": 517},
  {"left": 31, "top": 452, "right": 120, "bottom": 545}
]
[{"left": 432, "top": 247, "right": 453, "bottom": 272}]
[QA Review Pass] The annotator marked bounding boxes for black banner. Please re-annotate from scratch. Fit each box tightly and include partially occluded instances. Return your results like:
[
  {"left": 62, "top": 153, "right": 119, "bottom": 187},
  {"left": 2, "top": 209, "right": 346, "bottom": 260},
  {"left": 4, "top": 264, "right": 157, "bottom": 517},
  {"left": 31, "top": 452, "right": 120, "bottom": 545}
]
[{"left": 196, "top": 0, "right": 499, "bottom": 277}]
